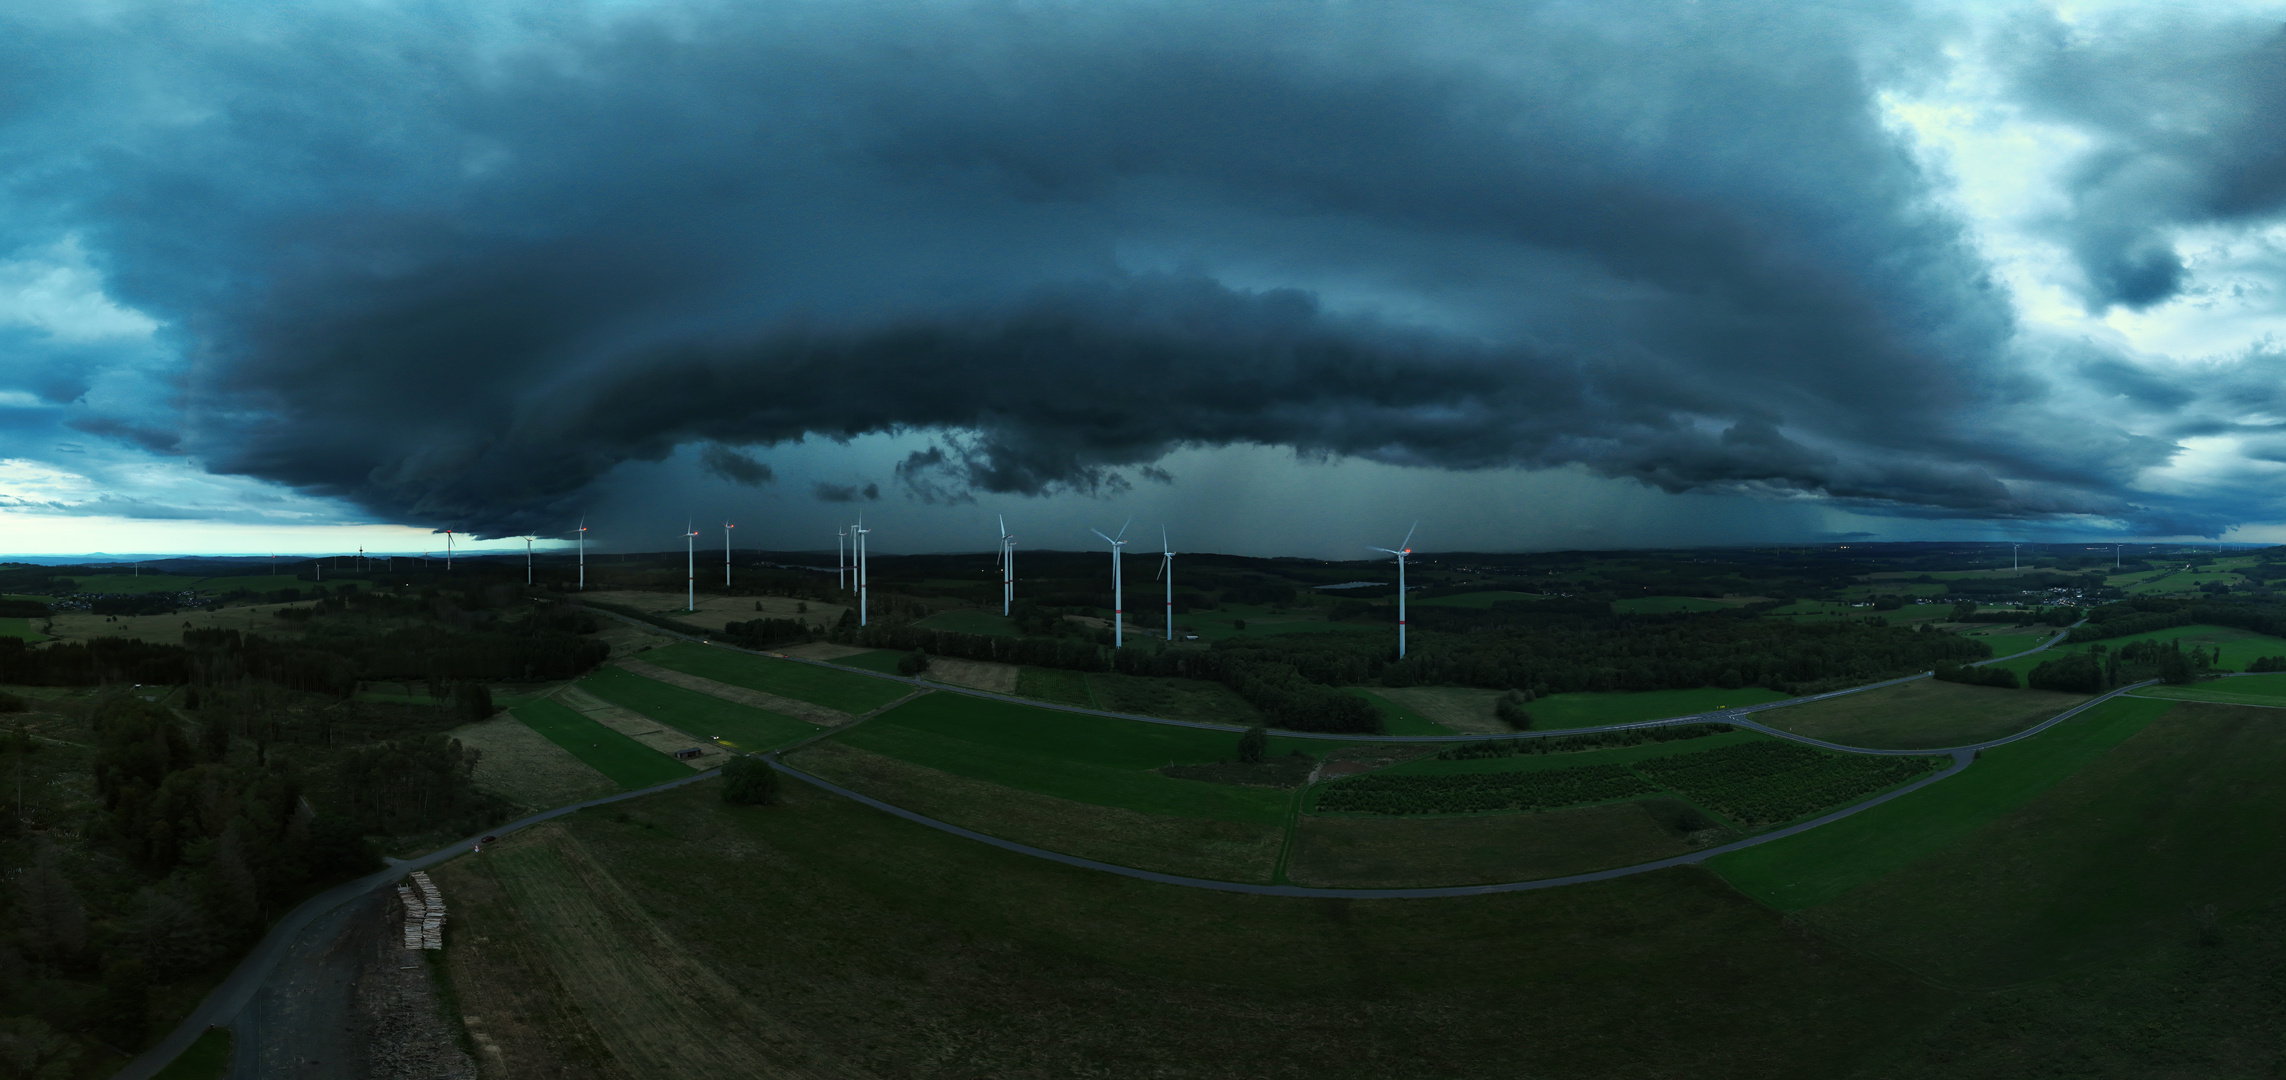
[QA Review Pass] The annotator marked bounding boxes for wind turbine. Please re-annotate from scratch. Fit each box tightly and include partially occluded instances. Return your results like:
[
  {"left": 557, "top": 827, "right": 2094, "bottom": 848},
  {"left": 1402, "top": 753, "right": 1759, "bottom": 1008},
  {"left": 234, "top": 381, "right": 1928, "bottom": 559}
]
[
  {"left": 1091, "top": 520, "right": 1131, "bottom": 648},
  {"left": 853, "top": 518, "right": 871, "bottom": 626},
  {"left": 723, "top": 520, "right": 736, "bottom": 588},
  {"left": 445, "top": 530, "right": 454, "bottom": 572},
  {"left": 1369, "top": 522, "right": 1417, "bottom": 660},
  {"left": 2012, "top": 543, "right": 2020, "bottom": 572},
  {"left": 684, "top": 520, "right": 701, "bottom": 612},
  {"left": 1155, "top": 527, "right": 1175, "bottom": 640},
  {"left": 523, "top": 535, "right": 537, "bottom": 585},
  {"left": 837, "top": 526, "right": 848, "bottom": 591},
  {"left": 997, "top": 516, "right": 1016, "bottom": 616},
  {"left": 577, "top": 517, "right": 589, "bottom": 590}
]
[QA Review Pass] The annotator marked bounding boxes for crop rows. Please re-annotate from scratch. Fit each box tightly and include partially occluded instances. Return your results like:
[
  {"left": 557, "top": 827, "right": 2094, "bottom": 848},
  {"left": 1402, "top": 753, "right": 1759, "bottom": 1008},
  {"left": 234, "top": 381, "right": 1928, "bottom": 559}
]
[
  {"left": 1632, "top": 742, "right": 1944, "bottom": 827},
  {"left": 1314, "top": 764, "right": 1659, "bottom": 815}
]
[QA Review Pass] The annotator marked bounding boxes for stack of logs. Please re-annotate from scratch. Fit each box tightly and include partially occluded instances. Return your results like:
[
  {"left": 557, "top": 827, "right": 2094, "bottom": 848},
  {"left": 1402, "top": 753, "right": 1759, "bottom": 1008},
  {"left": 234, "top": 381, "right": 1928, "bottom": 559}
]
[{"left": 398, "top": 871, "right": 447, "bottom": 950}]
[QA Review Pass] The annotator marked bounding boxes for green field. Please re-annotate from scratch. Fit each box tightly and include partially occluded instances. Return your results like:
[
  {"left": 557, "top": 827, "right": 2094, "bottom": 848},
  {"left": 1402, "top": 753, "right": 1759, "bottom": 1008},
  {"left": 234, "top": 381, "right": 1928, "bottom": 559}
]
[
  {"left": 1708, "top": 695, "right": 2175, "bottom": 910},
  {"left": 0, "top": 617, "right": 45, "bottom": 641},
  {"left": 2130, "top": 673, "right": 2286, "bottom": 706},
  {"left": 1413, "top": 590, "right": 1542, "bottom": 609},
  {"left": 813, "top": 692, "right": 1307, "bottom": 823},
  {"left": 1611, "top": 595, "right": 1732, "bottom": 614},
  {"left": 443, "top": 779, "right": 1960, "bottom": 1079},
  {"left": 1753, "top": 678, "right": 2090, "bottom": 749},
  {"left": 1016, "top": 665, "right": 1095, "bottom": 707},
  {"left": 1524, "top": 686, "right": 1793, "bottom": 729},
  {"left": 637, "top": 642, "right": 911, "bottom": 714},
  {"left": 832, "top": 649, "right": 910, "bottom": 675},
  {"left": 1087, "top": 672, "right": 1262, "bottom": 726},
  {"left": 912, "top": 609, "right": 1021, "bottom": 636},
  {"left": 575, "top": 666, "right": 821, "bottom": 752},
  {"left": 1802, "top": 703, "right": 2286, "bottom": 988},
  {"left": 1347, "top": 688, "right": 1453, "bottom": 735},
  {"left": 152, "top": 1026, "right": 233, "bottom": 1080},
  {"left": 1378, "top": 728, "right": 1770, "bottom": 778},
  {"left": 1760, "top": 600, "right": 1865, "bottom": 622},
  {"left": 511, "top": 699, "right": 694, "bottom": 789},
  {"left": 2122, "top": 569, "right": 2242, "bottom": 595},
  {"left": 2064, "top": 623, "right": 2286, "bottom": 671}
]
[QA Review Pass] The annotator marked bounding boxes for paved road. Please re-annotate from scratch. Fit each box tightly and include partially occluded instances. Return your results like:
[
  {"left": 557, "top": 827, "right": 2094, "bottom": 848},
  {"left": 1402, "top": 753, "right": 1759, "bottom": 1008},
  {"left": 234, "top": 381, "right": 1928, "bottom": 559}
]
[{"left": 113, "top": 768, "right": 722, "bottom": 1080}]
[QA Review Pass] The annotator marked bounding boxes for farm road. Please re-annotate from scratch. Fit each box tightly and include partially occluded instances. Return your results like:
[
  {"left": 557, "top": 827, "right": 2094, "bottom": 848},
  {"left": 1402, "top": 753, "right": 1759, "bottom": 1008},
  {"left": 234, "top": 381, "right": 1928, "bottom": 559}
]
[{"left": 115, "top": 768, "right": 723, "bottom": 1080}]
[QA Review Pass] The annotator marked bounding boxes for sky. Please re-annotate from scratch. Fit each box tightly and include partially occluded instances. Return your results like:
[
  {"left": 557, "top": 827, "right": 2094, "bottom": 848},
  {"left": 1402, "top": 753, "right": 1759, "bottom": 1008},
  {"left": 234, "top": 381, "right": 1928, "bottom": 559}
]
[{"left": 7, "top": 0, "right": 2286, "bottom": 559}]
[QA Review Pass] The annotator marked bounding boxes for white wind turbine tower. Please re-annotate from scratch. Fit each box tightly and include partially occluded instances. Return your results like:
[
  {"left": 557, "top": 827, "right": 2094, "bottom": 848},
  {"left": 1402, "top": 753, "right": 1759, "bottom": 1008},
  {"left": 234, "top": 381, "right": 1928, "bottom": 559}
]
[
  {"left": 684, "top": 520, "right": 701, "bottom": 612},
  {"left": 577, "top": 517, "right": 589, "bottom": 590},
  {"left": 853, "top": 518, "right": 871, "bottom": 626},
  {"left": 1091, "top": 520, "right": 1131, "bottom": 648},
  {"left": 723, "top": 520, "right": 736, "bottom": 587},
  {"left": 1156, "top": 527, "right": 1175, "bottom": 640},
  {"left": 998, "top": 516, "right": 1016, "bottom": 616},
  {"left": 523, "top": 535, "right": 537, "bottom": 585},
  {"left": 838, "top": 526, "right": 848, "bottom": 591},
  {"left": 444, "top": 530, "right": 454, "bottom": 572},
  {"left": 1369, "top": 522, "right": 1418, "bottom": 660}
]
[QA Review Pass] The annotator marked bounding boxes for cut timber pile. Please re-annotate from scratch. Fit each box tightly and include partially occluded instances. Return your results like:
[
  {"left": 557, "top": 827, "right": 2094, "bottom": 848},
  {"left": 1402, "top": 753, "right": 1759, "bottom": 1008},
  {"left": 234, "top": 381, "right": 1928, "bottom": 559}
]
[{"left": 399, "top": 871, "right": 448, "bottom": 950}]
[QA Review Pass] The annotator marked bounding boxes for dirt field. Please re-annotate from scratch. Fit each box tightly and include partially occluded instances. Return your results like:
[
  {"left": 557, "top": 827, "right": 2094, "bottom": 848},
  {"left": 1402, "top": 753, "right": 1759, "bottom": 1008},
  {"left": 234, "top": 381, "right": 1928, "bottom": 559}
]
[
  {"left": 595, "top": 619, "right": 681, "bottom": 659},
  {"left": 554, "top": 686, "right": 724, "bottom": 768},
  {"left": 585, "top": 590, "right": 844, "bottom": 634},
  {"left": 616, "top": 657, "right": 855, "bottom": 726},
  {"left": 434, "top": 824, "right": 859, "bottom": 1080},
  {"left": 1284, "top": 803, "right": 1693, "bottom": 888},
  {"left": 788, "top": 741, "right": 1285, "bottom": 883},
  {"left": 449, "top": 713, "right": 621, "bottom": 810},
  {"left": 1371, "top": 686, "right": 1510, "bottom": 734},
  {"left": 921, "top": 657, "right": 1020, "bottom": 694}
]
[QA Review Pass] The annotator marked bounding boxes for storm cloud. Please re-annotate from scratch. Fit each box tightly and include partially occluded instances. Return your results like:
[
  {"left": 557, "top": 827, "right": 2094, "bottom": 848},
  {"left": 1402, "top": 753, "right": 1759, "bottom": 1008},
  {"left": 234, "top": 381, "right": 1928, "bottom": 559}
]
[{"left": 3, "top": 0, "right": 2273, "bottom": 540}]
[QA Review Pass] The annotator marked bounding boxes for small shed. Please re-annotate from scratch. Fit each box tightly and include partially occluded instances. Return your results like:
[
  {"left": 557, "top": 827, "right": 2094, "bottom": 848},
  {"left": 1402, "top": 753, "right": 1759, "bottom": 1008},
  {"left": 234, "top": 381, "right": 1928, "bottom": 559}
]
[{"left": 673, "top": 747, "right": 706, "bottom": 760}]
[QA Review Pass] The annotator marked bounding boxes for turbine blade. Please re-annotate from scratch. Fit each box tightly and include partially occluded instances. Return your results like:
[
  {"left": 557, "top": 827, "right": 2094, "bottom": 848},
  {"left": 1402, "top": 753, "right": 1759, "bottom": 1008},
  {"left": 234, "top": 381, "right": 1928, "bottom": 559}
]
[
  {"left": 1116, "top": 517, "right": 1131, "bottom": 541},
  {"left": 1401, "top": 521, "right": 1417, "bottom": 550},
  {"left": 1091, "top": 528, "right": 1114, "bottom": 545}
]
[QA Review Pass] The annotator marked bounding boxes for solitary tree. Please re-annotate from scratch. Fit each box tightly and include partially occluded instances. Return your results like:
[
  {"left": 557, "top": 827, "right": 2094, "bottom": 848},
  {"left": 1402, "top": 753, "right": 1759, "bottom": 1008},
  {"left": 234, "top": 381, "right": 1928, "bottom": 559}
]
[
  {"left": 721, "top": 755, "right": 779, "bottom": 806},
  {"left": 1237, "top": 725, "right": 1268, "bottom": 765}
]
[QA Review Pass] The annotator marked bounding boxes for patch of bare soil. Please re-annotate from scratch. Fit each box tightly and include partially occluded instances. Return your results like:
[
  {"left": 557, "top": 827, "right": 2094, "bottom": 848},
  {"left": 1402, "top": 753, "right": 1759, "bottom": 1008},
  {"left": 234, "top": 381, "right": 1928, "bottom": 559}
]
[
  {"left": 920, "top": 657, "right": 1020, "bottom": 694},
  {"left": 616, "top": 658, "right": 854, "bottom": 726},
  {"left": 1371, "top": 686, "right": 1510, "bottom": 734},
  {"left": 595, "top": 620, "right": 679, "bottom": 659}
]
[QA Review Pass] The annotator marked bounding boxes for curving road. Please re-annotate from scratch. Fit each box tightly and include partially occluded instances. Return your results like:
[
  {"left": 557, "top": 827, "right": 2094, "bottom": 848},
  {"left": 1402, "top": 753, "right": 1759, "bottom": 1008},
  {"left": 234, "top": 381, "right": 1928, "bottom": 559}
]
[{"left": 114, "top": 612, "right": 2103, "bottom": 1077}]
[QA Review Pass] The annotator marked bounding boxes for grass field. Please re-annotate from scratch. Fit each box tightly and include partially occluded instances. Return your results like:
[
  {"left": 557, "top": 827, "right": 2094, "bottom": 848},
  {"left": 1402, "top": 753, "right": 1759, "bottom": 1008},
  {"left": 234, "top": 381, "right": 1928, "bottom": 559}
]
[
  {"left": 1284, "top": 801, "right": 1693, "bottom": 888},
  {"left": 575, "top": 666, "right": 821, "bottom": 752},
  {"left": 830, "top": 648, "right": 909, "bottom": 675},
  {"left": 1375, "top": 728, "right": 1771, "bottom": 779},
  {"left": 1525, "top": 686, "right": 1792, "bottom": 729},
  {"left": 431, "top": 777, "right": 1958, "bottom": 1079},
  {"left": 1014, "top": 665, "right": 1094, "bottom": 707},
  {"left": 1708, "top": 695, "right": 2176, "bottom": 910},
  {"left": 151, "top": 1026, "right": 232, "bottom": 1080},
  {"left": 1086, "top": 671, "right": 1262, "bottom": 726},
  {"left": 793, "top": 741, "right": 1284, "bottom": 882},
  {"left": 1346, "top": 688, "right": 1453, "bottom": 735},
  {"left": 0, "top": 617, "right": 44, "bottom": 641},
  {"left": 635, "top": 642, "right": 911, "bottom": 714},
  {"left": 1369, "top": 685, "right": 1507, "bottom": 733},
  {"left": 510, "top": 699, "right": 694, "bottom": 790},
  {"left": 1753, "top": 679, "right": 2090, "bottom": 749},
  {"left": 2065, "top": 623, "right": 2286, "bottom": 670},
  {"left": 1610, "top": 595, "right": 1731, "bottom": 613},
  {"left": 2131, "top": 673, "right": 2286, "bottom": 706},
  {"left": 813, "top": 692, "right": 1306, "bottom": 823},
  {"left": 1413, "top": 590, "right": 1542, "bottom": 609},
  {"left": 449, "top": 713, "right": 621, "bottom": 809},
  {"left": 912, "top": 609, "right": 1021, "bottom": 636},
  {"left": 1801, "top": 702, "right": 2286, "bottom": 988}
]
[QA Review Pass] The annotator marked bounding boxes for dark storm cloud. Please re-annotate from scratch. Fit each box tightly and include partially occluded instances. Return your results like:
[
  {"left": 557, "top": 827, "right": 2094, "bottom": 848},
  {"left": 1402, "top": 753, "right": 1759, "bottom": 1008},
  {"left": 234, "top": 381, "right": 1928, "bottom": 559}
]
[
  {"left": 812, "top": 482, "right": 879, "bottom": 504},
  {"left": 0, "top": 0, "right": 2193, "bottom": 535},
  {"left": 1998, "top": 13, "right": 2286, "bottom": 309}
]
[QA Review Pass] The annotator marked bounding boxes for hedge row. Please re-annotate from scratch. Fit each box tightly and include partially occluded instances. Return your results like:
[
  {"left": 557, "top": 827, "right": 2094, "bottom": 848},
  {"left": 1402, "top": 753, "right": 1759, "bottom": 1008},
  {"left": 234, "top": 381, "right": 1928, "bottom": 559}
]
[
  {"left": 1313, "top": 764, "right": 1657, "bottom": 815},
  {"left": 1633, "top": 742, "right": 1944, "bottom": 827}
]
